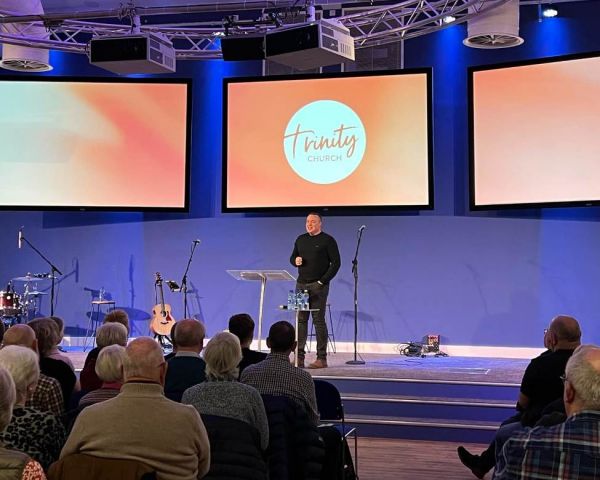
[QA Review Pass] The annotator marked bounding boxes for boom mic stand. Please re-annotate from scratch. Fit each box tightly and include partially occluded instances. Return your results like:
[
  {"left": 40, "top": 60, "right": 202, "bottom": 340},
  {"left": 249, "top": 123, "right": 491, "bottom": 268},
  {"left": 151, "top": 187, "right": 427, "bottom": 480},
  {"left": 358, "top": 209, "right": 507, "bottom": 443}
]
[
  {"left": 180, "top": 240, "right": 200, "bottom": 318},
  {"left": 21, "top": 232, "right": 63, "bottom": 317},
  {"left": 346, "top": 226, "right": 365, "bottom": 365}
]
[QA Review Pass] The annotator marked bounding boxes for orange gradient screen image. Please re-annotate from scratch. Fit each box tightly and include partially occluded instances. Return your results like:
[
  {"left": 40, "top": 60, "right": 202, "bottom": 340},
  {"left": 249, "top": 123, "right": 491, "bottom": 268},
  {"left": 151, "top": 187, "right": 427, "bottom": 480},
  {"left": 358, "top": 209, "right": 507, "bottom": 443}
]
[
  {"left": 0, "top": 80, "right": 189, "bottom": 208},
  {"left": 473, "top": 56, "right": 600, "bottom": 206},
  {"left": 225, "top": 73, "right": 431, "bottom": 208}
]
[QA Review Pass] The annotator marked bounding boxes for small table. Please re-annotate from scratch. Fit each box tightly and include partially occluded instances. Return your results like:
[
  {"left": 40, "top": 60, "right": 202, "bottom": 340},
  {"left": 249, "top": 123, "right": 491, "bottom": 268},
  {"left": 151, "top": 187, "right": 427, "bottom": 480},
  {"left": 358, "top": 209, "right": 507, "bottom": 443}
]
[{"left": 84, "top": 300, "right": 115, "bottom": 352}]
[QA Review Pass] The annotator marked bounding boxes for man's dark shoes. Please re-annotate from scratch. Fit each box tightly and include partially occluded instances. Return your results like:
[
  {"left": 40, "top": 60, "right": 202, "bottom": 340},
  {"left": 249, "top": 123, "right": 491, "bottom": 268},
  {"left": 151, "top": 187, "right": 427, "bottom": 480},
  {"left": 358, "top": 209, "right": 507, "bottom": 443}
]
[{"left": 457, "top": 446, "right": 487, "bottom": 479}]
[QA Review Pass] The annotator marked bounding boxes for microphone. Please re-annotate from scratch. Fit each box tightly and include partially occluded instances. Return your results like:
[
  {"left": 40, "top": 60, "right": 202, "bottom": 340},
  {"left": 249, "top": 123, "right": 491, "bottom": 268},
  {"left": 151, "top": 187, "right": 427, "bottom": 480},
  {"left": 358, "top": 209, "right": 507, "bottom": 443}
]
[
  {"left": 18, "top": 227, "right": 23, "bottom": 249},
  {"left": 358, "top": 225, "right": 366, "bottom": 232},
  {"left": 192, "top": 239, "right": 201, "bottom": 245}
]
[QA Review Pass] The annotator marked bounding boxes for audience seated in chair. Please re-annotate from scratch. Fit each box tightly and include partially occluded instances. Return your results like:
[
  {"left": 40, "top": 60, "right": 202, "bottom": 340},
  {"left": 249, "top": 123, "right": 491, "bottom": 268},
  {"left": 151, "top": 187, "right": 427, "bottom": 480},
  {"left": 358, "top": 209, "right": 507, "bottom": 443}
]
[
  {"left": 80, "top": 322, "right": 128, "bottom": 393},
  {"left": 60, "top": 337, "right": 211, "bottom": 480},
  {"left": 2, "top": 325, "right": 64, "bottom": 416},
  {"left": 228, "top": 313, "right": 267, "bottom": 376},
  {"left": 0, "top": 346, "right": 66, "bottom": 470},
  {"left": 165, "top": 319, "right": 207, "bottom": 402},
  {"left": 494, "top": 344, "right": 600, "bottom": 479},
  {"left": 46, "top": 317, "right": 75, "bottom": 372},
  {"left": 78, "top": 345, "right": 126, "bottom": 408},
  {"left": 458, "top": 315, "right": 582, "bottom": 478},
  {"left": 241, "top": 321, "right": 319, "bottom": 426},
  {"left": 182, "top": 331, "right": 269, "bottom": 450},
  {"left": 0, "top": 365, "right": 47, "bottom": 480},
  {"left": 28, "top": 318, "right": 77, "bottom": 410}
]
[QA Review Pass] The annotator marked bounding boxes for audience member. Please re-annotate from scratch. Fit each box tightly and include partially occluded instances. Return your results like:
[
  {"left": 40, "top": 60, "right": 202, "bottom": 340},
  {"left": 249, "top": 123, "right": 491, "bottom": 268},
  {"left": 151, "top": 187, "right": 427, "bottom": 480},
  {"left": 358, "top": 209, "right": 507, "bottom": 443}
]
[
  {"left": 0, "top": 321, "right": 5, "bottom": 344},
  {"left": 78, "top": 345, "right": 126, "bottom": 408},
  {"left": 241, "top": 321, "right": 319, "bottom": 425},
  {"left": 28, "top": 318, "right": 77, "bottom": 410},
  {"left": 61, "top": 337, "right": 211, "bottom": 480},
  {"left": 183, "top": 331, "right": 269, "bottom": 449},
  {"left": 164, "top": 319, "right": 206, "bottom": 402},
  {"left": 46, "top": 316, "right": 75, "bottom": 371},
  {"left": 458, "top": 315, "right": 581, "bottom": 478},
  {"left": 228, "top": 313, "right": 267, "bottom": 376},
  {"left": 80, "top": 322, "right": 128, "bottom": 392},
  {"left": 0, "top": 346, "right": 66, "bottom": 470},
  {"left": 102, "top": 309, "right": 130, "bottom": 334},
  {"left": 494, "top": 344, "right": 600, "bottom": 479},
  {"left": 2, "top": 324, "right": 64, "bottom": 416},
  {"left": 0, "top": 365, "right": 47, "bottom": 480}
]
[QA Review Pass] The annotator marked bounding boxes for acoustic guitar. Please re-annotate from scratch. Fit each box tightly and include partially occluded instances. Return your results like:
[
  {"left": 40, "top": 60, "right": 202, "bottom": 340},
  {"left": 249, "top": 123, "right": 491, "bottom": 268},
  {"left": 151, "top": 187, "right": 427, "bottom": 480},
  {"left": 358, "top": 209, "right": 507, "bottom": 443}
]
[{"left": 150, "top": 272, "right": 176, "bottom": 336}]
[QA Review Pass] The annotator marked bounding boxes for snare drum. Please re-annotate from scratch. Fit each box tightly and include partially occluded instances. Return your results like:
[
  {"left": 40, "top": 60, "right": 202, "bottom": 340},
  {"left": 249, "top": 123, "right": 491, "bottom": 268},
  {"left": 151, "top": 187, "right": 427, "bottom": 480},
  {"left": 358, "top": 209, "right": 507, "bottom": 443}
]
[{"left": 0, "top": 291, "right": 21, "bottom": 316}]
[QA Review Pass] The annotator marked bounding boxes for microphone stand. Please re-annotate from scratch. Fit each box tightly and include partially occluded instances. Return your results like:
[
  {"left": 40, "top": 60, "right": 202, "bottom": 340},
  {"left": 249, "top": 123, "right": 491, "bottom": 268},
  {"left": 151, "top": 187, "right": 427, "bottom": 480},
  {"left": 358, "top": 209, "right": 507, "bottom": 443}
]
[
  {"left": 346, "top": 227, "right": 365, "bottom": 365},
  {"left": 180, "top": 241, "right": 199, "bottom": 318},
  {"left": 21, "top": 234, "right": 63, "bottom": 316}
]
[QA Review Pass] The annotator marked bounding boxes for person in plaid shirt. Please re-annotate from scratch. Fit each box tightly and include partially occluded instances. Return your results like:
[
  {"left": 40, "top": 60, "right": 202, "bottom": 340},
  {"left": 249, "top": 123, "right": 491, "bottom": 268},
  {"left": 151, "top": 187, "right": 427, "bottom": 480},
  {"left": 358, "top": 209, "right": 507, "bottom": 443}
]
[
  {"left": 494, "top": 344, "right": 600, "bottom": 480},
  {"left": 241, "top": 321, "right": 319, "bottom": 425},
  {"left": 2, "top": 325, "right": 64, "bottom": 415}
]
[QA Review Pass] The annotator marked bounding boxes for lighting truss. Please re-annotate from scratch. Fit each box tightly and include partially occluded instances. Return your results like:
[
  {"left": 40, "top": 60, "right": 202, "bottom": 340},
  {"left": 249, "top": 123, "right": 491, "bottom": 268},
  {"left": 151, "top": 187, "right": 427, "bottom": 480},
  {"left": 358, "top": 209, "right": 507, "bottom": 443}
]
[{"left": 0, "top": 0, "right": 511, "bottom": 59}]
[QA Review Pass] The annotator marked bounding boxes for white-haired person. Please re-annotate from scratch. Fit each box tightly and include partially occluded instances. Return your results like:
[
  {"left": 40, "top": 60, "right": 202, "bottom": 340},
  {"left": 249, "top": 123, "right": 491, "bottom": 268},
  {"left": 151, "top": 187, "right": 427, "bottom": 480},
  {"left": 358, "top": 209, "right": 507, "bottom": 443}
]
[
  {"left": 0, "top": 365, "right": 47, "bottom": 480},
  {"left": 182, "top": 331, "right": 269, "bottom": 450},
  {"left": 494, "top": 344, "right": 600, "bottom": 479},
  {"left": 0, "top": 346, "right": 66, "bottom": 470},
  {"left": 79, "top": 345, "right": 127, "bottom": 408},
  {"left": 80, "top": 322, "right": 128, "bottom": 392}
]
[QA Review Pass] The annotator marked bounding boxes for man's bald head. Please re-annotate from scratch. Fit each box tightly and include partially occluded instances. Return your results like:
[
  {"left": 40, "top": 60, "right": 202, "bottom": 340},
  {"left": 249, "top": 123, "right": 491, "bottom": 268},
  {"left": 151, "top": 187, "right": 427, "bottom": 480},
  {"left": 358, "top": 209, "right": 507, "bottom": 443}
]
[
  {"left": 123, "top": 337, "right": 166, "bottom": 385},
  {"left": 547, "top": 315, "right": 582, "bottom": 351},
  {"left": 2, "top": 325, "right": 37, "bottom": 352},
  {"left": 173, "top": 319, "right": 205, "bottom": 352}
]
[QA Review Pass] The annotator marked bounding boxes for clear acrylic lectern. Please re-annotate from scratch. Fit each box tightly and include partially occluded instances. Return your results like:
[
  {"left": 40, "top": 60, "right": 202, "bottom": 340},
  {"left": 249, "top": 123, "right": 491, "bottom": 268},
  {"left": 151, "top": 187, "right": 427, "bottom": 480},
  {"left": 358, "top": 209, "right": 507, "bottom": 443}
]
[{"left": 226, "top": 269, "right": 296, "bottom": 350}]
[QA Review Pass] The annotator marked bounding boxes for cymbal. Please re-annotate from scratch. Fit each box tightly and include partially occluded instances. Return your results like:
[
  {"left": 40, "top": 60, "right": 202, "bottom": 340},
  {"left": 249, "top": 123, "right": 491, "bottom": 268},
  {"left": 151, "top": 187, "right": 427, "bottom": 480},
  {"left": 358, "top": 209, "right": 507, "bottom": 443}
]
[
  {"left": 25, "top": 291, "right": 48, "bottom": 296},
  {"left": 12, "top": 275, "right": 55, "bottom": 282}
]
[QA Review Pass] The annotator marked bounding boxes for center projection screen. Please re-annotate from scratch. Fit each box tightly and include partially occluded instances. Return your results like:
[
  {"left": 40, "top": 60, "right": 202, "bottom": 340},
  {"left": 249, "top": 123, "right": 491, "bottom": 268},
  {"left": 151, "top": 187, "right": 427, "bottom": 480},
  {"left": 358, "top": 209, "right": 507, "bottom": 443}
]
[
  {"left": 223, "top": 70, "right": 433, "bottom": 211},
  {"left": 470, "top": 52, "right": 600, "bottom": 209},
  {"left": 0, "top": 77, "right": 191, "bottom": 211}
]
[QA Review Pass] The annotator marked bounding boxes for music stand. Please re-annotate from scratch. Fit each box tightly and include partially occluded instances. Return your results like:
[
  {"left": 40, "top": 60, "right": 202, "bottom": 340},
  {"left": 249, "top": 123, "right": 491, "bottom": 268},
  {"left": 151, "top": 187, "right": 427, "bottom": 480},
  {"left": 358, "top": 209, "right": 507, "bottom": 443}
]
[{"left": 226, "top": 270, "right": 296, "bottom": 351}]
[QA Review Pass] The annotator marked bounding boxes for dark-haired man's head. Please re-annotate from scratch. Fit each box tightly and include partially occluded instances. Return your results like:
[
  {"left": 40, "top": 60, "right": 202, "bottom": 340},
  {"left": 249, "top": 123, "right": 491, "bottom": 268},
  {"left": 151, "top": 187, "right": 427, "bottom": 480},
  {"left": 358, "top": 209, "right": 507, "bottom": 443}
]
[
  {"left": 173, "top": 319, "right": 205, "bottom": 354},
  {"left": 266, "top": 321, "right": 296, "bottom": 354},
  {"left": 229, "top": 313, "right": 255, "bottom": 348}
]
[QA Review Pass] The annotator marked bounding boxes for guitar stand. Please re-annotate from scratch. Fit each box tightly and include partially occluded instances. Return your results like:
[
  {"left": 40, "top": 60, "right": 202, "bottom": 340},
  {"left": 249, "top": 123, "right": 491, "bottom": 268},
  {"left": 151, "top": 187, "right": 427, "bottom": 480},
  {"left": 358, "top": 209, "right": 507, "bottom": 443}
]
[{"left": 154, "top": 334, "right": 172, "bottom": 351}]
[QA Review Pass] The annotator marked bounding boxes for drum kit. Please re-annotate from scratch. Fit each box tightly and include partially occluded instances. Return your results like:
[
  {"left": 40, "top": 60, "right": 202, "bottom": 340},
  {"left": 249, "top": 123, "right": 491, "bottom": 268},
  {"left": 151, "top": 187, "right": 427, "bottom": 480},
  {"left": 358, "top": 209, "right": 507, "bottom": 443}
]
[{"left": 0, "top": 273, "right": 53, "bottom": 326}]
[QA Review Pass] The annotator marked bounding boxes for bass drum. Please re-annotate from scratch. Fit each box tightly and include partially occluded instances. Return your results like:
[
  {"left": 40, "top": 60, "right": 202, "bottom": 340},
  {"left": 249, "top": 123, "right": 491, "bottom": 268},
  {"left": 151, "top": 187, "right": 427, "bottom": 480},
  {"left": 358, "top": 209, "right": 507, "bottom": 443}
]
[{"left": 0, "top": 291, "right": 21, "bottom": 317}]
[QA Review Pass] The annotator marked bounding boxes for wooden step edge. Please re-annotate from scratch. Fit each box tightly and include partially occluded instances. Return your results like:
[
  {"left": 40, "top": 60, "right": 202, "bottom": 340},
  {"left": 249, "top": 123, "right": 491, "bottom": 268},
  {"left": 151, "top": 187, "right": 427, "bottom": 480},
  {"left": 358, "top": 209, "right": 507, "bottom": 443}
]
[
  {"left": 342, "top": 417, "right": 499, "bottom": 431},
  {"left": 341, "top": 395, "right": 515, "bottom": 409},
  {"left": 312, "top": 375, "right": 520, "bottom": 388}
]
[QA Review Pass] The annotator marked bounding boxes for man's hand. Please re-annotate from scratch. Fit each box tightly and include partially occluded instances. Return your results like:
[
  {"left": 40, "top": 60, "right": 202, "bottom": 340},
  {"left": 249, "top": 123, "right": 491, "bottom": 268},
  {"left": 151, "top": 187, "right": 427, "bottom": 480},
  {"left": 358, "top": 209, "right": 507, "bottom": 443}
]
[{"left": 295, "top": 256, "right": 303, "bottom": 266}]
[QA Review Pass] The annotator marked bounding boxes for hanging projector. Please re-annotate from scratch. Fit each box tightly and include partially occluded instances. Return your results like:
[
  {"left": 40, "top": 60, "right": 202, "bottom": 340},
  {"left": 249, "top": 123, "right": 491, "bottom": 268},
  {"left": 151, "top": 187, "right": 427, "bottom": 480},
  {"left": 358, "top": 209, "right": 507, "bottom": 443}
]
[
  {"left": 89, "top": 32, "right": 176, "bottom": 74},
  {"left": 266, "top": 19, "right": 355, "bottom": 70}
]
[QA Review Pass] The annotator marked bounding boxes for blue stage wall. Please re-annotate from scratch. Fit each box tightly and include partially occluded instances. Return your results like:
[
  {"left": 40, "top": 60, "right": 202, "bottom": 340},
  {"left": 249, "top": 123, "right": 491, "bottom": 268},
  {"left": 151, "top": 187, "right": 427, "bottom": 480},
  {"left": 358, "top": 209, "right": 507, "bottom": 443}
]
[{"left": 2, "top": 2, "right": 600, "bottom": 348}]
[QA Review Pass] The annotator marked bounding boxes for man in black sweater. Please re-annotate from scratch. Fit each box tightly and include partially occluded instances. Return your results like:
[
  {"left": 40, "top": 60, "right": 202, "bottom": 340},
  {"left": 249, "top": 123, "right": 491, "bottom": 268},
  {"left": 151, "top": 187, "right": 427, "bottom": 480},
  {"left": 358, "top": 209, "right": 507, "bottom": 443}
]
[{"left": 290, "top": 212, "right": 341, "bottom": 369}]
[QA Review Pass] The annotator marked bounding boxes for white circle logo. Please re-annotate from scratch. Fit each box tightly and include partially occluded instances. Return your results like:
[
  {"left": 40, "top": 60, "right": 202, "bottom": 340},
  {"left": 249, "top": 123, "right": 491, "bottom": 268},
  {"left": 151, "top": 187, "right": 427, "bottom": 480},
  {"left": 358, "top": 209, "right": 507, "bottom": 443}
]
[{"left": 283, "top": 100, "right": 366, "bottom": 185}]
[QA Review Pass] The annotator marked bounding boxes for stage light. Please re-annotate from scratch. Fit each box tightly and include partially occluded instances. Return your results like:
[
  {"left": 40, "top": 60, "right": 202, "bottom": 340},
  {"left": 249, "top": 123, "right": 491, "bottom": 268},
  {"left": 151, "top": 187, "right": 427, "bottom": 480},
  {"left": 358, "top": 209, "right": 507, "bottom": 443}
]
[
  {"left": 443, "top": 15, "right": 456, "bottom": 24},
  {"left": 542, "top": 6, "right": 558, "bottom": 17}
]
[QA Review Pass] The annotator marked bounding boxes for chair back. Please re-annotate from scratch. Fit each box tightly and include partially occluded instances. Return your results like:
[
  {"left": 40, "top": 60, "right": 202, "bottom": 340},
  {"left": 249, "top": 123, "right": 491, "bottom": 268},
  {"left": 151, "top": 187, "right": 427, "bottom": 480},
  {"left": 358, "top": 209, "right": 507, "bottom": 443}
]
[
  {"left": 314, "top": 379, "right": 344, "bottom": 421},
  {"left": 48, "top": 453, "right": 156, "bottom": 480},
  {"left": 201, "top": 414, "right": 267, "bottom": 480}
]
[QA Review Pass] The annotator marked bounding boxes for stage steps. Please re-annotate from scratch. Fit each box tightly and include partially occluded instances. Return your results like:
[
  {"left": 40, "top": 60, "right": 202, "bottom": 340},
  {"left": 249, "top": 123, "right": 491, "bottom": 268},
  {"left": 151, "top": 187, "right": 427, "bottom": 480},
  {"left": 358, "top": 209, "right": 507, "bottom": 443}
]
[{"left": 313, "top": 375, "right": 520, "bottom": 443}]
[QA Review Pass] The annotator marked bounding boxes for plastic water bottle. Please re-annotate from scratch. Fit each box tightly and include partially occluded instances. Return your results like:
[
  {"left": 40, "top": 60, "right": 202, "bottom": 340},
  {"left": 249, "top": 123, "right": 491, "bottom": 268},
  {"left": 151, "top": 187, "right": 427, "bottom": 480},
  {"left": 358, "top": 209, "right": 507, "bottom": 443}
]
[
  {"left": 288, "top": 290, "right": 295, "bottom": 310},
  {"left": 302, "top": 290, "right": 310, "bottom": 310}
]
